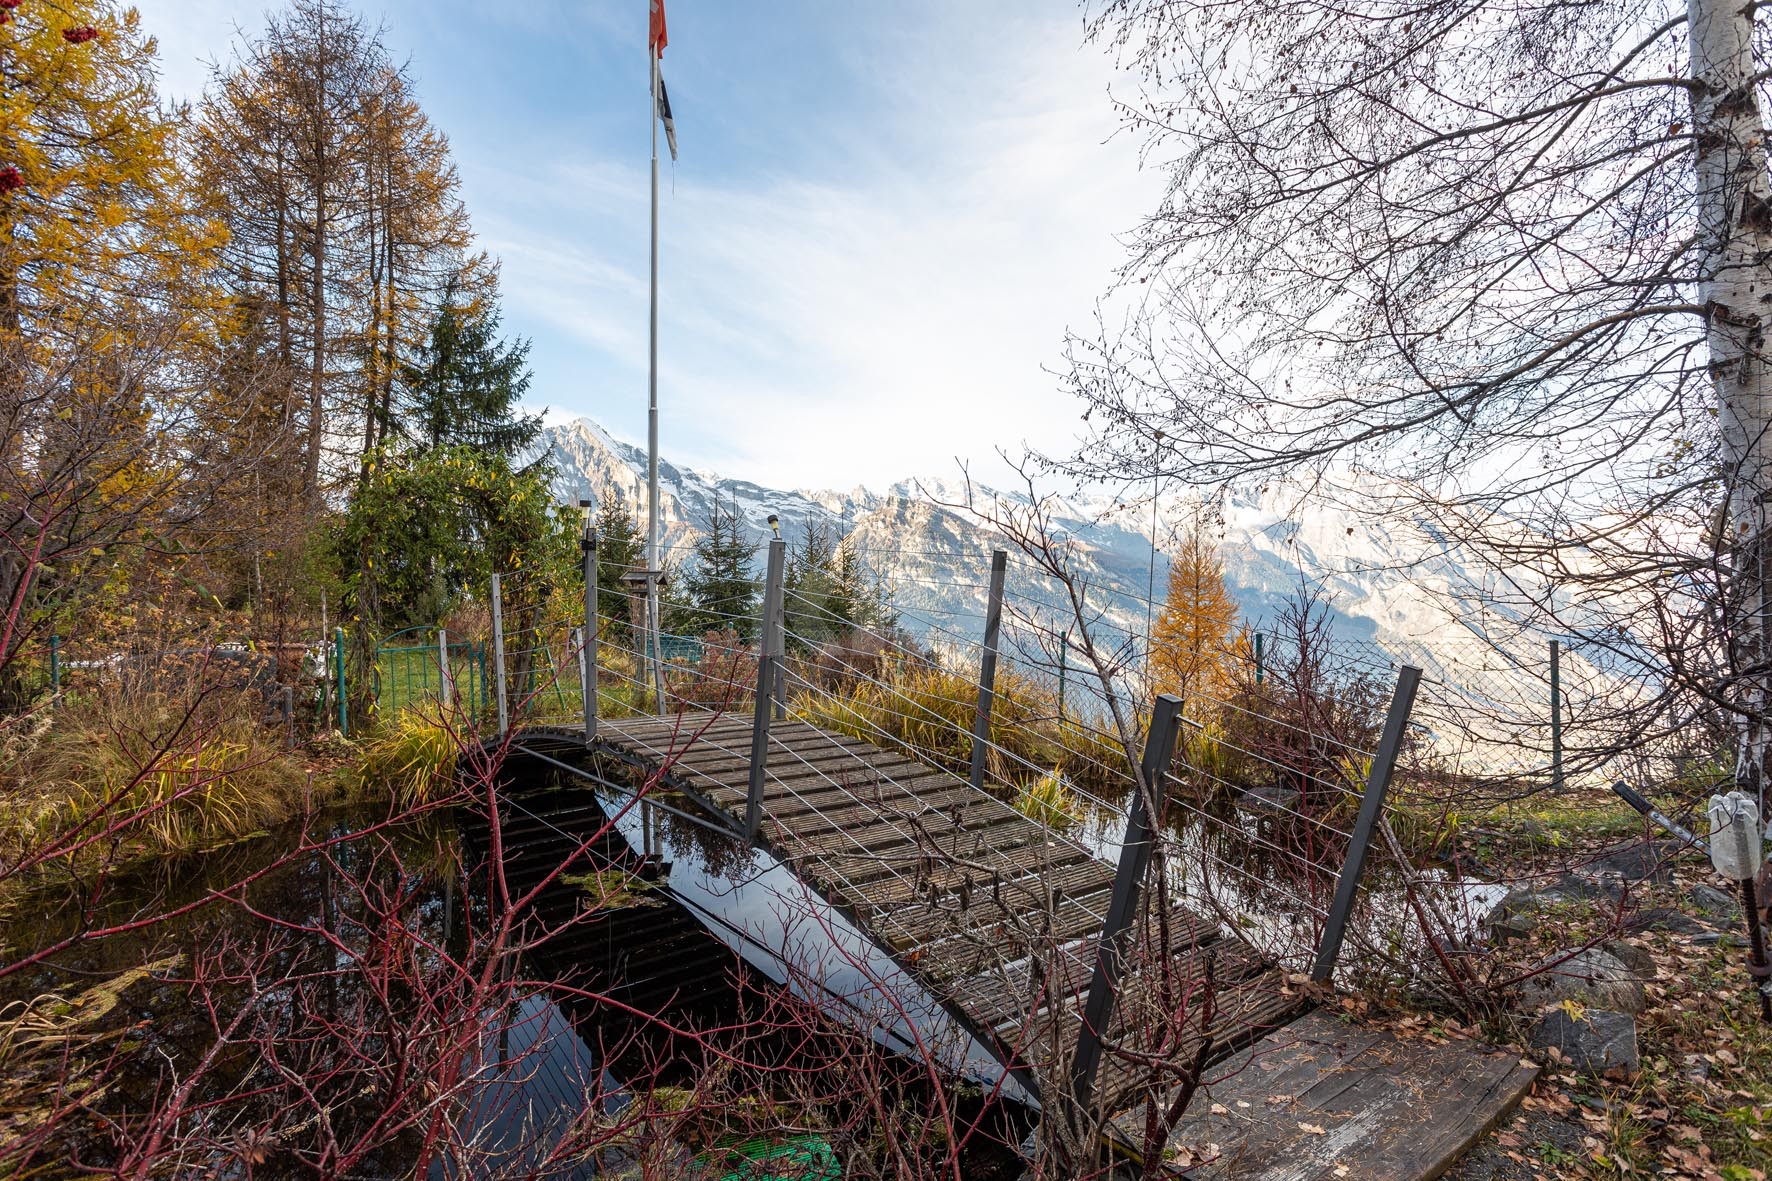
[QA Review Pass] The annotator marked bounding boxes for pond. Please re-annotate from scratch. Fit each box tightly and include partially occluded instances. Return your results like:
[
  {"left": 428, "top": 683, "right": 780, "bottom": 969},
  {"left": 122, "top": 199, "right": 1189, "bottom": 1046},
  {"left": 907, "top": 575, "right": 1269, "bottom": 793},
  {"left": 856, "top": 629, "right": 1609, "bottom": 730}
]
[
  {"left": 0, "top": 753, "right": 1031, "bottom": 1178},
  {"left": 0, "top": 744, "right": 1503, "bottom": 1177}
]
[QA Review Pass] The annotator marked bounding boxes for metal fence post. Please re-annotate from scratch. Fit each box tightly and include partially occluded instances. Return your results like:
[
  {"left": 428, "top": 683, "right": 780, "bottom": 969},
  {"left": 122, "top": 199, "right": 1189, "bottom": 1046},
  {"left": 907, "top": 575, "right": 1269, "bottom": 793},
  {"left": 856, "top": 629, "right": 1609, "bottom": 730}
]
[
  {"left": 48, "top": 633, "right": 60, "bottom": 703},
  {"left": 283, "top": 685, "right": 296, "bottom": 750},
  {"left": 333, "top": 626, "right": 348, "bottom": 738},
  {"left": 490, "top": 574, "right": 509, "bottom": 736},
  {"left": 583, "top": 517, "right": 599, "bottom": 745},
  {"left": 1255, "top": 631, "right": 1265, "bottom": 684},
  {"left": 1071, "top": 693, "right": 1185, "bottom": 1114},
  {"left": 969, "top": 550, "right": 1008, "bottom": 792},
  {"left": 1549, "top": 639, "right": 1564, "bottom": 793},
  {"left": 747, "top": 538, "right": 787, "bottom": 841},
  {"left": 1310, "top": 664, "right": 1423, "bottom": 983},
  {"left": 438, "top": 627, "right": 454, "bottom": 704}
]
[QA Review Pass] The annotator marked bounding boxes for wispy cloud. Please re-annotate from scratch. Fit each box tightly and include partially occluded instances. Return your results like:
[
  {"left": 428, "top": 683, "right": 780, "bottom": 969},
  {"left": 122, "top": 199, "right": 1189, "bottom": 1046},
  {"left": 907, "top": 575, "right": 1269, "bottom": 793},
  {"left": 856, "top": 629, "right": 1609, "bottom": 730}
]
[{"left": 135, "top": 0, "right": 1157, "bottom": 492}]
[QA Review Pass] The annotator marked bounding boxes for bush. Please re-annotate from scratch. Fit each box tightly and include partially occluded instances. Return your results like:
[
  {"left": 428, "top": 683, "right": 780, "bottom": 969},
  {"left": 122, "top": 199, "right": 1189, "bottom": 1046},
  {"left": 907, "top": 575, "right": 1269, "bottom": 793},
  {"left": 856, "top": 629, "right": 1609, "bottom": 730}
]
[
  {"left": 350, "top": 704, "right": 459, "bottom": 809},
  {"left": 5, "top": 687, "right": 311, "bottom": 862},
  {"left": 794, "top": 657, "right": 1130, "bottom": 804}
]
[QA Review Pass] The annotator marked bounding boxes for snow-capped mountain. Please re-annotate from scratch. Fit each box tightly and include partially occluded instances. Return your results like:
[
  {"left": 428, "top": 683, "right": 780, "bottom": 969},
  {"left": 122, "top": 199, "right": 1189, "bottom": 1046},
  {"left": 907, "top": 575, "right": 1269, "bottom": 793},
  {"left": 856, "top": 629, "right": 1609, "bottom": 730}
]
[{"left": 544, "top": 415, "right": 1592, "bottom": 768}]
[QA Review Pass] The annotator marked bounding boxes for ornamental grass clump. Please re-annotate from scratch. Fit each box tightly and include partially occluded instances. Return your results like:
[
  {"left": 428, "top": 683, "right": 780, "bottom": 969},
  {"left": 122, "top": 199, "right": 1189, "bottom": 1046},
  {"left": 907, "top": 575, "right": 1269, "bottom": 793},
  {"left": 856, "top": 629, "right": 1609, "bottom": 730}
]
[
  {"left": 8, "top": 688, "right": 309, "bottom": 862},
  {"left": 350, "top": 704, "right": 460, "bottom": 809}
]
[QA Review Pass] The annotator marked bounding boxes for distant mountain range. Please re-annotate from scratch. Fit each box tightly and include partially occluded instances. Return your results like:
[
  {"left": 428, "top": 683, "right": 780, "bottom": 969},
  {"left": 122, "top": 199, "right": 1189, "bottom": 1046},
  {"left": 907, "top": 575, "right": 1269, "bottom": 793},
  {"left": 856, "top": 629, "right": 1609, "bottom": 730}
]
[{"left": 543, "top": 417, "right": 1574, "bottom": 752}]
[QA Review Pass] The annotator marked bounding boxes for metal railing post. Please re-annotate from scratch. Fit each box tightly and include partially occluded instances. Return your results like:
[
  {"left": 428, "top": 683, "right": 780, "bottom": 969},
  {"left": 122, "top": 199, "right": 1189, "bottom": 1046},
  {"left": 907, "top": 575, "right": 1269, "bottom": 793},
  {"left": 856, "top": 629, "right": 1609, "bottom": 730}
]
[
  {"left": 1549, "top": 639, "right": 1564, "bottom": 793},
  {"left": 438, "top": 627, "right": 454, "bottom": 704},
  {"left": 747, "top": 538, "right": 787, "bottom": 841},
  {"left": 334, "top": 626, "right": 348, "bottom": 738},
  {"left": 1071, "top": 693, "right": 1185, "bottom": 1114},
  {"left": 969, "top": 549, "right": 1008, "bottom": 792},
  {"left": 48, "top": 633, "right": 60, "bottom": 704},
  {"left": 490, "top": 574, "right": 509, "bottom": 736},
  {"left": 583, "top": 519, "right": 599, "bottom": 745},
  {"left": 1310, "top": 664, "right": 1423, "bottom": 983}
]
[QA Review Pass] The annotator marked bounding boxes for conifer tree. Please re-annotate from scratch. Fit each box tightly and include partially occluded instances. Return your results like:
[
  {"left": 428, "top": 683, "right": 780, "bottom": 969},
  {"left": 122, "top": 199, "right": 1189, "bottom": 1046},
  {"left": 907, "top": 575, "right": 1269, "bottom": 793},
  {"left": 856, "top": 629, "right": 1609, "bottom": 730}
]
[
  {"left": 592, "top": 493, "right": 644, "bottom": 645},
  {"left": 1151, "top": 517, "right": 1240, "bottom": 709},
  {"left": 675, "top": 496, "right": 760, "bottom": 640},
  {"left": 399, "top": 275, "right": 539, "bottom": 459}
]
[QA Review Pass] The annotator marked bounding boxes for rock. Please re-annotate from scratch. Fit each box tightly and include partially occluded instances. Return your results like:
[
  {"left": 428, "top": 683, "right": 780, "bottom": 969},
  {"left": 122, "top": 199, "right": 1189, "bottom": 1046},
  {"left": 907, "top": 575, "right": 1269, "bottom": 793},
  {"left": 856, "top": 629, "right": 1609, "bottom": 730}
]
[
  {"left": 1587, "top": 839, "right": 1682, "bottom": 885},
  {"left": 1530, "top": 1008, "right": 1639, "bottom": 1076},
  {"left": 1517, "top": 948, "right": 1647, "bottom": 1015},
  {"left": 1487, "top": 911, "right": 1536, "bottom": 944},
  {"left": 1548, "top": 873, "right": 1625, "bottom": 906},
  {"left": 1233, "top": 783, "right": 1302, "bottom": 816},
  {"left": 1690, "top": 883, "right": 1741, "bottom": 918},
  {"left": 1626, "top": 907, "right": 1711, "bottom": 937},
  {"left": 1691, "top": 930, "right": 1745, "bottom": 949},
  {"left": 1599, "top": 940, "right": 1658, "bottom": 981}
]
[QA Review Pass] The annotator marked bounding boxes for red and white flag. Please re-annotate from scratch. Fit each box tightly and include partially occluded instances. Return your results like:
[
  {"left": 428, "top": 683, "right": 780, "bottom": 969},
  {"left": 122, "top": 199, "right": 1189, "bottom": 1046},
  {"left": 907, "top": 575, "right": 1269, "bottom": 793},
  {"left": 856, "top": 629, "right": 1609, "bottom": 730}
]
[{"left": 649, "top": 0, "right": 668, "bottom": 57}]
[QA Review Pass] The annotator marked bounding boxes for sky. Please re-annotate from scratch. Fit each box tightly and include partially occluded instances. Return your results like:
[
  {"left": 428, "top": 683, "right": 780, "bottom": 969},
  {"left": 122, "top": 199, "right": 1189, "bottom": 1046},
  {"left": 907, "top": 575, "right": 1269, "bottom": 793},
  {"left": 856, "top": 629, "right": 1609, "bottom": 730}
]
[{"left": 135, "top": 0, "right": 1159, "bottom": 493}]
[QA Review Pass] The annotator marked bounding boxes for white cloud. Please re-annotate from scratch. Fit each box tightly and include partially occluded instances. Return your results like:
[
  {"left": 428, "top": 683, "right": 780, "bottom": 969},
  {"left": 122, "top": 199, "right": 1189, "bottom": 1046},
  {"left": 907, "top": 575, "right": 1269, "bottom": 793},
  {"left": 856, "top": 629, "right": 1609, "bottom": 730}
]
[{"left": 489, "top": 6, "right": 1157, "bottom": 492}]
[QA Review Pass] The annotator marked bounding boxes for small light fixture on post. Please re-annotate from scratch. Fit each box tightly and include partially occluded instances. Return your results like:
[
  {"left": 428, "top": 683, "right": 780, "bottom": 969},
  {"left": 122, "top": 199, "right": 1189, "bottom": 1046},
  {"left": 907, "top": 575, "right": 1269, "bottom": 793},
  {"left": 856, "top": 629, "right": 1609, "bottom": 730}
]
[{"left": 767, "top": 512, "right": 781, "bottom": 539}]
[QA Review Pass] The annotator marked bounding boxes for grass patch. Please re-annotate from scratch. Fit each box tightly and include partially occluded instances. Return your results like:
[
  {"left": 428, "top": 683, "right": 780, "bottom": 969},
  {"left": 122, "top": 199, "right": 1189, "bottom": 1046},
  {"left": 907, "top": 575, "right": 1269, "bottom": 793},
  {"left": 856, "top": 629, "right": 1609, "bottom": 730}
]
[
  {"left": 348, "top": 704, "right": 460, "bottom": 808},
  {"left": 4, "top": 690, "right": 312, "bottom": 866}
]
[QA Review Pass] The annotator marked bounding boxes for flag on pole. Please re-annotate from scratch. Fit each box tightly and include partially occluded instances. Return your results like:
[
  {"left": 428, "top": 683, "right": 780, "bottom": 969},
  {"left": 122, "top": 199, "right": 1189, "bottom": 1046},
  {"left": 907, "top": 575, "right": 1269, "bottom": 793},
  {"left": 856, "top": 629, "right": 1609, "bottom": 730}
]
[
  {"left": 649, "top": 0, "right": 667, "bottom": 57},
  {"left": 657, "top": 73, "right": 679, "bottom": 162}
]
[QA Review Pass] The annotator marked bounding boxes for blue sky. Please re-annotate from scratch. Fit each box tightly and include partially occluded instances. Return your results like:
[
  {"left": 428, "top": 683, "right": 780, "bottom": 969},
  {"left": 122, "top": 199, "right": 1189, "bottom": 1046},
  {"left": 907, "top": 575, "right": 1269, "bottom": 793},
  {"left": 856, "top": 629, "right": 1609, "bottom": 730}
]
[{"left": 140, "top": 1, "right": 1156, "bottom": 491}]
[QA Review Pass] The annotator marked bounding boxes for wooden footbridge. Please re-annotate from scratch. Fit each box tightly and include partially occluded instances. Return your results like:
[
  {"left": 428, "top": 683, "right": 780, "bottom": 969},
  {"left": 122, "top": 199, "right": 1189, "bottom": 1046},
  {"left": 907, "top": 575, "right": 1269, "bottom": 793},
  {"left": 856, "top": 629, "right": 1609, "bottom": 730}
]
[
  {"left": 494, "top": 541, "right": 1539, "bottom": 1177},
  {"left": 513, "top": 704, "right": 1536, "bottom": 1178}
]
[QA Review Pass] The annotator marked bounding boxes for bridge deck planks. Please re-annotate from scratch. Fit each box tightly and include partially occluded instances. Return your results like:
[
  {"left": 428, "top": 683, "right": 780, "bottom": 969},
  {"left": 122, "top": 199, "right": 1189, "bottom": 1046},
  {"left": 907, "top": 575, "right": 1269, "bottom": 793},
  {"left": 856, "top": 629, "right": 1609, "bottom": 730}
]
[{"left": 574, "top": 715, "right": 1530, "bottom": 1178}]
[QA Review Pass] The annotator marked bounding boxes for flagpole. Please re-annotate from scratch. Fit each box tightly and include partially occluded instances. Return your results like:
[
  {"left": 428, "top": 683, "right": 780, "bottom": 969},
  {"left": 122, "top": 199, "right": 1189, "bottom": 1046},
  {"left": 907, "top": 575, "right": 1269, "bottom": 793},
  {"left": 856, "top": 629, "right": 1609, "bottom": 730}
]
[{"left": 646, "top": 30, "right": 666, "bottom": 713}]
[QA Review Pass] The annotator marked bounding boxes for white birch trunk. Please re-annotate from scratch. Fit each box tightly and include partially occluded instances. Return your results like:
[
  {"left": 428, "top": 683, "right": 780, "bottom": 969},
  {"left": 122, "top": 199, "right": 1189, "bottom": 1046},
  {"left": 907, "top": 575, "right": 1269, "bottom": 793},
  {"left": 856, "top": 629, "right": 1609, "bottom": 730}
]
[{"left": 1691, "top": 0, "right": 1772, "bottom": 819}]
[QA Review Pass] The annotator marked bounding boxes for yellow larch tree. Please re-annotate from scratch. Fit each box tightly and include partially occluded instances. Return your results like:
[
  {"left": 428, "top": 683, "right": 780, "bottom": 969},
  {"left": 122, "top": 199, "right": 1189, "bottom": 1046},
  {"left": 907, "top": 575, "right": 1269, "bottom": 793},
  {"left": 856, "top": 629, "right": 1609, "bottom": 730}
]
[{"left": 1150, "top": 515, "right": 1240, "bottom": 710}]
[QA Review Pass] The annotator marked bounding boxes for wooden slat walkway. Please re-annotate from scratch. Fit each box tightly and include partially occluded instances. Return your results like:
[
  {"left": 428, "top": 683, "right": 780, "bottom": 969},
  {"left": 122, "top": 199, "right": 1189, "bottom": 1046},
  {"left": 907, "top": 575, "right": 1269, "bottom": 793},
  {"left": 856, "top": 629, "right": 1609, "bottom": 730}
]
[
  {"left": 1123, "top": 1011, "right": 1539, "bottom": 1179},
  {"left": 581, "top": 713, "right": 1304, "bottom": 1112},
  {"left": 537, "top": 712, "right": 1537, "bottom": 1176}
]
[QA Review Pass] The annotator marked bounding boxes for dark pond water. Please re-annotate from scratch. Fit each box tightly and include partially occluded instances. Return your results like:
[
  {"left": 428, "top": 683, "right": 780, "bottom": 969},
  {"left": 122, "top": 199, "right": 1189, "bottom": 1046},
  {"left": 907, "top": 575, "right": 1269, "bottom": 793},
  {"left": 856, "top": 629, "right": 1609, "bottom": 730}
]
[{"left": 0, "top": 754, "right": 1031, "bottom": 1179}]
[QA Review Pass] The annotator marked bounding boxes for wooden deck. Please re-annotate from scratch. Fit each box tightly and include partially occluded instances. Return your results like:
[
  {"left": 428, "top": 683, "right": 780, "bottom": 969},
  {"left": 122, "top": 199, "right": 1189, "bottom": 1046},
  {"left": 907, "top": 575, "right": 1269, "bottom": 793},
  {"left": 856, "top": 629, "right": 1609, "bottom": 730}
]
[
  {"left": 1125, "top": 1011, "right": 1540, "bottom": 1180},
  {"left": 529, "top": 712, "right": 1537, "bottom": 1176},
  {"left": 581, "top": 713, "right": 1304, "bottom": 1113}
]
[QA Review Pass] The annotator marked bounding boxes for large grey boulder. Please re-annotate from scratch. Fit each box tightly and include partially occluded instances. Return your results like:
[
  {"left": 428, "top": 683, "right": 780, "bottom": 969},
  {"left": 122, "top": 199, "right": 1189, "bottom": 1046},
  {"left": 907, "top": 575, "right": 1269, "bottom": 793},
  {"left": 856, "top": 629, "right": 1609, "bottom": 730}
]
[
  {"left": 1531, "top": 1008, "right": 1639, "bottom": 1075},
  {"left": 1516, "top": 947, "right": 1647, "bottom": 1015}
]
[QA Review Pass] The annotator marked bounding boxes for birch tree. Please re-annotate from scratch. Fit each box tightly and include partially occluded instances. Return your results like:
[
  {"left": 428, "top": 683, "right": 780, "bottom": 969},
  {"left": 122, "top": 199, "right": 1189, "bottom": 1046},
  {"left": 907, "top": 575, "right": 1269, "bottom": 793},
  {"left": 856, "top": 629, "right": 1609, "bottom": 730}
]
[{"left": 1060, "top": 0, "right": 1772, "bottom": 801}]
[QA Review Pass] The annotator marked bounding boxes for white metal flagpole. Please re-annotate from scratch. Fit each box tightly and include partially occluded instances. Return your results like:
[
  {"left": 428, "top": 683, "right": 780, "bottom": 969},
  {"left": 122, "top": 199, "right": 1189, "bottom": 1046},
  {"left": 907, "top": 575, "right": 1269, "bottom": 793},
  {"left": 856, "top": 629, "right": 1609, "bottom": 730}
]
[{"left": 646, "top": 19, "right": 666, "bottom": 713}]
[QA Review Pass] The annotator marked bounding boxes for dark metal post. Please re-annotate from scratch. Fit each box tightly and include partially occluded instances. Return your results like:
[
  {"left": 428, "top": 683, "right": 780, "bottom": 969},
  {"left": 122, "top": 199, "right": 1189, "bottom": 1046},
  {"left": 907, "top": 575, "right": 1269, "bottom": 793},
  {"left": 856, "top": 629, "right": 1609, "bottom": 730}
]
[
  {"left": 1057, "top": 627, "right": 1069, "bottom": 722},
  {"left": 969, "top": 549, "right": 1008, "bottom": 792},
  {"left": 1071, "top": 693, "right": 1185, "bottom": 1114},
  {"left": 582, "top": 511, "right": 599, "bottom": 746},
  {"left": 490, "top": 574, "right": 509, "bottom": 736},
  {"left": 1310, "top": 665, "right": 1422, "bottom": 983},
  {"left": 1549, "top": 639, "right": 1564, "bottom": 793},
  {"left": 283, "top": 684, "right": 295, "bottom": 749},
  {"left": 747, "top": 539, "right": 787, "bottom": 841},
  {"left": 333, "top": 626, "right": 348, "bottom": 738},
  {"left": 48, "top": 633, "right": 60, "bottom": 703},
  {"left": 1255, "top": 632, "right": 1265, "bottom": 685}
]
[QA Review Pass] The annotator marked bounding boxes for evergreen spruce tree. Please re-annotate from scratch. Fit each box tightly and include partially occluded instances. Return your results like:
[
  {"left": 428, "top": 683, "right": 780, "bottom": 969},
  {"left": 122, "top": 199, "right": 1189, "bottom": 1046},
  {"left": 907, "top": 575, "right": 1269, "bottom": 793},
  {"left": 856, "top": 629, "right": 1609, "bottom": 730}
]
[
  {"left": 676, "top": 496, "right": 761, "bottom": 640},
  {"left": 592, "top": 493, "right": 644, "bottom": 645},
  {"left": 400, "top": 275, "right": 541, "bottom": 459},
  {"left": 784, "top": 521, "right": 847, "bottom": 649}
]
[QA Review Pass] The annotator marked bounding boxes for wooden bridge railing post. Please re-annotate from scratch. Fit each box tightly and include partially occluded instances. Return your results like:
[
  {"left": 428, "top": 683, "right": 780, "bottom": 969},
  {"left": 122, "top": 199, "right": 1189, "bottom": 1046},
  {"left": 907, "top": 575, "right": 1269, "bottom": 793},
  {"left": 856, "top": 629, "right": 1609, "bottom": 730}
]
[
  {"left": 747, "top": 537, "right": 788, "bottom": 841},
  {"left": 1071, "top": 693, "right": 1185, "bottom": 1115},
  {"left": 1310, "top": 664, "right": 1422, "bottom": 983},
  {"left": 582, "top": 504, "right": 599, "bottom": 747},
  {"left": 969, "top": 549, "right": 1009, "bottom": 793},
  {"left": 491, "top": 573, "right": 509, "bottom": 736}
]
